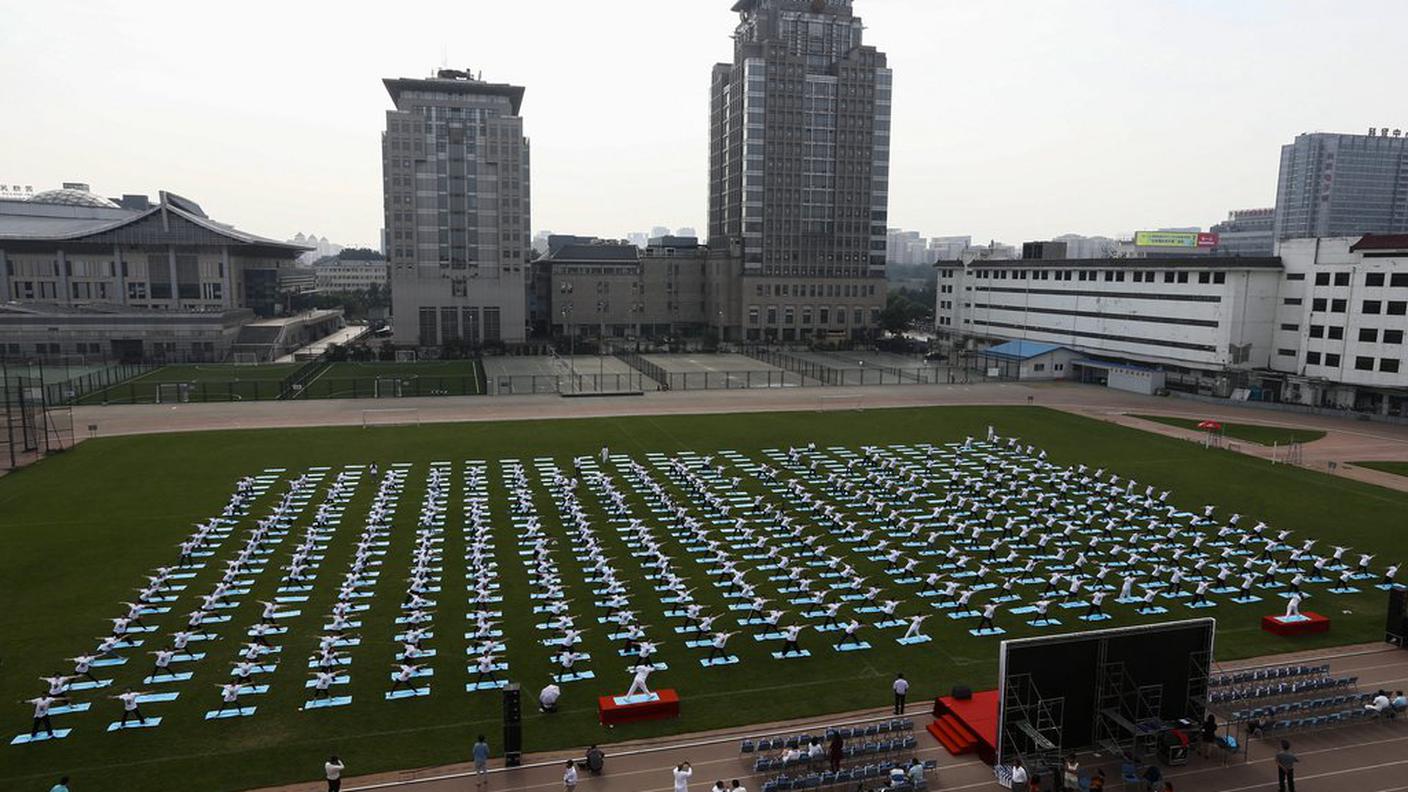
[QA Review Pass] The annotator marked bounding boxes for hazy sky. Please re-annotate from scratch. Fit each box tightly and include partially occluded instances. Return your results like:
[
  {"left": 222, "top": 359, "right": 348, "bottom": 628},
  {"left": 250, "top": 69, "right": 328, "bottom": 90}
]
[{"left": 3, "top": 0, "right": 1405, "bottom": 248}]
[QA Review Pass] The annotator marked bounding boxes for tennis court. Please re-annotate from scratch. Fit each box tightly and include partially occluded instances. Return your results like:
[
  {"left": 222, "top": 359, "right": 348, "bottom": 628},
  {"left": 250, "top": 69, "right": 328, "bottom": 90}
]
[
  {"left": 482, "top": 355, "right": 644, "bottom": 395},
  {"left": 642, "top": 353, "right": 808, "bottom": 389},
  {"left": 791, "top": 350, "right": 949, "bottom": 385},
  {"left": 296, "top": 360, "right": 482, "bottom": 399}
]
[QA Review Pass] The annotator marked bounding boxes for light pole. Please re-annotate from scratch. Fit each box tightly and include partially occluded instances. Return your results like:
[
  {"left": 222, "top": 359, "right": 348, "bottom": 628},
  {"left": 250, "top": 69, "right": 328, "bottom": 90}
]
[
  {"left": 559, "top": 282, "right": 576, "bottom": 393},
  {"left": 596, "top": 300, "right": 607, "bottom": 381},
  {"left": 631, "top": 302, "right": 644, "bottom": 352}
]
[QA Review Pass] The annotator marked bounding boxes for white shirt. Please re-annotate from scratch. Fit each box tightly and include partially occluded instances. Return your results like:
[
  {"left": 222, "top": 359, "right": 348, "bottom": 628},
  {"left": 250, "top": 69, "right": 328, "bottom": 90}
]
[
  {"left": 565, "top": 765, "right": 578, "bottom": 785},
  {"left": 673, "top": 767, "right": 693, "bottom": 792},
  {"left": 326, "top": 761, "right": 344, "bottom": 780},
  {"left": 1011, "top": 765, "right": 1028, "bottom": 785},
  {"left": 119, "top": 692, "right": 139, "bottom": 711},
  {"left": 893, "top": 679, "right": 910, "bottom": 695},
  {"left": 540, "top": 684, "right": 561, "bottom": 707}
]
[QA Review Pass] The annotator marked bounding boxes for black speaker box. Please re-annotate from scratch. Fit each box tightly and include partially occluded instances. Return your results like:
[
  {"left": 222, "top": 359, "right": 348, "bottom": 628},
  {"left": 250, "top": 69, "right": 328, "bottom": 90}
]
[{"left": 952, "top": 685, "right": 973, "bottom": 700}]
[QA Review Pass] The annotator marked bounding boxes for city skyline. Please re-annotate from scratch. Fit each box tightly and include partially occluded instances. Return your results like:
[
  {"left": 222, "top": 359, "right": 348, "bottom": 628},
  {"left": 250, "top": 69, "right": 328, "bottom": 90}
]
[{"left": 3, "top": 0, "right": 1405, "bottom": 247}]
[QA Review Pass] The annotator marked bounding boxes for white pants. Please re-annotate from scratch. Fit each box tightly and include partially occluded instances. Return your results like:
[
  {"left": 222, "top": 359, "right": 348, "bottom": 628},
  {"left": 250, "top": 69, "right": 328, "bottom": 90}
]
[
  {"left": 627, "top": 678, "right": 651, "bottom": 697},
  {"left": 1285, "top": 601, "right": 1301, "bottom": 618},
  {"left": 902, "top": 622, "right": 922, "bottom": 640}
]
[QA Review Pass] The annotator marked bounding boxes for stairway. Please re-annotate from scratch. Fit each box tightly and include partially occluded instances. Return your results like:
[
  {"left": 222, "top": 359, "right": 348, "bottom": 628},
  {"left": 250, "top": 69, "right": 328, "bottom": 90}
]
[{"left": 927, "top": 713, "right": 981, "bottom": 756}]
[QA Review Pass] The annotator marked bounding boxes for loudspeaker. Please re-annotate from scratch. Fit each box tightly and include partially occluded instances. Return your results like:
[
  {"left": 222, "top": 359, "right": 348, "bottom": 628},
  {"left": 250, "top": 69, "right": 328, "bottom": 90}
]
[
  {"left": 502, "top": 684, "right": 523, "bottom": 767},
  {"left": 952, "top": 685, "right": 973, "bottom": 701},
  {"left": 1389, "top": 589, "right": 1408, "bottom": 647}
]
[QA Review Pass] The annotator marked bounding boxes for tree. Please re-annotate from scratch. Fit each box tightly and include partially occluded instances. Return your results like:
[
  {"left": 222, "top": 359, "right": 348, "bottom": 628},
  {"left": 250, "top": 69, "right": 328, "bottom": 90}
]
[{"left": 879, "top": 292, "right": 929, "bottom": 336}]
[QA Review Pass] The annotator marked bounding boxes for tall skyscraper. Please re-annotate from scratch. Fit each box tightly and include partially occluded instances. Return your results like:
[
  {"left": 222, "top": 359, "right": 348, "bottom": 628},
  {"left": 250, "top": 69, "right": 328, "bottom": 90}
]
[
  {"left": 382, "top": 69, "right": 530, "bottom": 347},
  {"left": 707, "top": 0, "right": 891, "bottom": 342},
  {"left": 1273, "top": 131, "right": 1408, "bottom": 242}
]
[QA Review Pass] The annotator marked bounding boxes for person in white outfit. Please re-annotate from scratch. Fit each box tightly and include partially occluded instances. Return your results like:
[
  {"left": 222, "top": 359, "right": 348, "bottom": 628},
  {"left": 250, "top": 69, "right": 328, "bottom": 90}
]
[
  {"left": 673, "top": 762, "right": 694, "bottom": 792},
  {"left": 626, "top": 663, "right": 654, "bottom": 697}
]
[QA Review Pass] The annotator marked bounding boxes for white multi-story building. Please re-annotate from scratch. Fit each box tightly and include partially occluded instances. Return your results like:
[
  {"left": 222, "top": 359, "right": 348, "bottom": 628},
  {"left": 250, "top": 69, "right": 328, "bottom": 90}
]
[
  {"left": 934, "top": 255, "right": 1284, "bottom": 391},
  {"left": 936, "top": 235, "right": 1408, "bottom": 414},
  {"left": 1272, "top": 236, "right": 1408, "bottom": 414}
]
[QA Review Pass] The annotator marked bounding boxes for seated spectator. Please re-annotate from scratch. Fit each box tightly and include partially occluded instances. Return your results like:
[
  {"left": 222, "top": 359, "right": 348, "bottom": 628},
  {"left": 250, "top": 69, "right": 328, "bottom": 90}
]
[
  {"left": 807, "top": 738, "right": 824, "bottom": 758},
  {"left": 1009, "top": 759, "right": 1028, "bottom": 790},
  {"left": 711, "top": 781, "right": 727, "bottom": 792},
  {"left": 888, "top": 764, "right": 907, "bottom": 787},
  {"left": 1368, "top": 690, "right": 1392, "bottom": 715},
  {"left": 781, "top": 746, "right": 802, "bottom": 763},
  {"left": 1391, "top": 690, "right": 1407, "bottom": 716},
  {"left": 906, "top": 758, "right": 924, "bottom": 786}
]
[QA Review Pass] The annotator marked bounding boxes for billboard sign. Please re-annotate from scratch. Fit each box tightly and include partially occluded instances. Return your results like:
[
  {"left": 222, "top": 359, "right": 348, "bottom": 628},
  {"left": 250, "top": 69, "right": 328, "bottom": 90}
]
[{"left": 1134, "top": 231, "right": 1220, "bottom": 248}]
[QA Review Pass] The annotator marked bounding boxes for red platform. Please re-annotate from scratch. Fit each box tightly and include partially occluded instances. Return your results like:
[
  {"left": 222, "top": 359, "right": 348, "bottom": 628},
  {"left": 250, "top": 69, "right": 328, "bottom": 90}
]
[
  {"left": 928, "top": 690, "right": 998, "bottom": 765},
  {"left": 1261, "top": 612, "right": 1331, "bottom": 636},
  {"left": 597, "top": 689, "right": 680, "bottom": 726}
]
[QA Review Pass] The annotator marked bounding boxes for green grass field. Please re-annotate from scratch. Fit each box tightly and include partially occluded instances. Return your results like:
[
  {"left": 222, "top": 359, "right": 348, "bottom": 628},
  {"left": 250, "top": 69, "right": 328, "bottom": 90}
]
[
  {"left": 1350, "top": 461, "right": 1408, "bottom": 477},
  {"left": 1129, "top": 414, "right": 1328, "bottom": 446},
  {"left": 297, "top": 360, "right": 482, "bottom": 399},
  {"left": 76, "top": 364, "right": 303, "bottom": 405},
  {"left": 0, "top": 406, "right": 1401, "bottom": 792}
]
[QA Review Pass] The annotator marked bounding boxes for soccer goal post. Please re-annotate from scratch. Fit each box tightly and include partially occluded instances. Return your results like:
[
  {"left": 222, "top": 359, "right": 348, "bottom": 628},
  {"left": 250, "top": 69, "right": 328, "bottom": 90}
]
[
  {"left": 156, "top": 382, "right": 192, "bottom": 404},
  {"left": 394, "top": 349, "right": 418, "bottom": 363},
  {"left": 232, "top": 352, "right": 262, "bottom": 365},
  {"left": 361, "top": 408, "right": 420, "bottom": 428},
  {"left": 817, "top": 394, "right": 864, "bottom": 412},
  {"left": 374, "top": 377, "right": 403, "bottom": 398}
]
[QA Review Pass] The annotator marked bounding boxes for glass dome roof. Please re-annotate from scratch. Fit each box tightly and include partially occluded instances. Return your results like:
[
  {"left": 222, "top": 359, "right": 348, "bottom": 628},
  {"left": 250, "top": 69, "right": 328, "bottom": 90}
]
[{"left": 28, "top": 188, "right": 120, "bottom": 208}]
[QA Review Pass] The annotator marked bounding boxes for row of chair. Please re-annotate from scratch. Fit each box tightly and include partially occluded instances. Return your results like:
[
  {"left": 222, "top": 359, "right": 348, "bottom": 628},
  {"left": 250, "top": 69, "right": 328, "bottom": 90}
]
[
  {"left": 1208, "top": 675, "right": 1357, "bottom": 704},
  {"left": 759, "top": 759, "right": 937, "bottom": 792},
  {"left": 752, "top": 736, "right": 919, "bottom": 772},
  {"left": 741, "top": 719, "right": 914, "bottom": 754},
  {"left": 1209, "top": 663, "right": 1331, "bottom": 689},
  {"left": 1232, "top": 692, "right": 1372, "bottom": 722},
  {"left": 1262, "top": 706, "right": 1382, "bottom": 734}
]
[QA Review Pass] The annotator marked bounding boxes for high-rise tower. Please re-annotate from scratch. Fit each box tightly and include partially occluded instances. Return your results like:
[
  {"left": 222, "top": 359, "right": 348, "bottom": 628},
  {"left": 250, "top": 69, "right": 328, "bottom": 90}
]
[
  {"left": 708, "top": 0, "right": 891, "bottom": 342},
  {"left": 382, "top": 69, "right": 530, "bottom": 347}
]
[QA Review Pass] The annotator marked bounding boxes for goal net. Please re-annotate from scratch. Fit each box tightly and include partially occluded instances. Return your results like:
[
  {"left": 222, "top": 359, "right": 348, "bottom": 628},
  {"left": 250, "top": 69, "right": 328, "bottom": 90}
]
[
  {"left": 362, "top": 408, "right": 420, "bottom": 428},
  {"left": 395, "top": 350, "right": 418, "bottom": 363},
  {"left": 156, "top": 382, "right": 192, "bottom": 404},
  {"left": 817, "top": 394, "right": 864, "bottom": 413},
  {"left": 232, "top": 352, "right": 262, "bottom": 366},
  {"left": 374, "top": 377, "right": 403, "bottom": 398}
]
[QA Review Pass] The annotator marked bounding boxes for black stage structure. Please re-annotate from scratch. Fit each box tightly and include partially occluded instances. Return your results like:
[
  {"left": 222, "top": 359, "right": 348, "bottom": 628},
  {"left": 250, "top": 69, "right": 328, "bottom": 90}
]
[{"left": 997, "top": 618, "right": 1215, "bottom": 769}]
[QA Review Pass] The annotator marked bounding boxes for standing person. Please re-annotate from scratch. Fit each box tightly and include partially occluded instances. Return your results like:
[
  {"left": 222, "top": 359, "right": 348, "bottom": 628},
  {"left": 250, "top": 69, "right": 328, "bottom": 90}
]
[
  {"left": 892, "top": 673, "right": 910, "bottom": 715},
  {"left": 1275, "top": 740, "right": 1297, "bottom": 792},
  {"left": 1010, "top": 760, "right": 1028, "bottom": 790},
  {"left": 112, "top": 688, "right": 150, "bottom": 727},
  {"left": 1201, "top": 713, "right": 1218, "bottom": 758},
  {"left": 325, "top": 756, "right": 345, "bottom": 792},
  {"left": 828, "top": 732, "right": 844, "bottom": 773},
  {"left": 672, "top": 762, "right": 693, "bottom": 792},
  {"left": 49, "top": 777, "right": 70, "bottom": 792},
  {"left": 26, "top": 695, "right": 64, "bottom": 739},
  {"left": 563, "top": 759, "right": 578, "bottom": 792},
  {"left": 473, "top": 735, "right": 491, "bottom": 787}
]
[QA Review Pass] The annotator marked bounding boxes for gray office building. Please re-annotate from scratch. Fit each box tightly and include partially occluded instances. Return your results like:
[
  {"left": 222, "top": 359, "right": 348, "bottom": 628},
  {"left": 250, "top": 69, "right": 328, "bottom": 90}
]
[
  {"left": 1210, "top": 208, "right": 1275, "bottom": 257},
  {"left": 382, "top": 69, "right": 531, "bottom": 348},
  {"left": 1273, "top": 131, "right": 1408, "bottom": 241},
  {"left": 707, "top": 0, "right": 891, "bottom": 343}
]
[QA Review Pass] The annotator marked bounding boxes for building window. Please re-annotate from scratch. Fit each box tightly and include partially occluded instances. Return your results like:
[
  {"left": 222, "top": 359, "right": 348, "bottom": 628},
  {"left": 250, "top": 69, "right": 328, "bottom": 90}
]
[
  {"left": 1198, "top": 272, "right": 1211, "bottom": 284},
  {"left": 1277, "top": 348, "right": 1297, "bottom": 357},
  {"left": 1177, "top": 272, "right": 1189, "bottom": 283},
  {"left": 1330, "top": 298, "right": 1346, "bottom": 313},
  {"left": 1389, "top": 301, "right": 1408, "bottom": 316},
  {"left": 1360, "top": 328, "right": 1379, "bottom": 343},
  {"left": 1392, "top": 273, "right": 1408, "bottom": 288},
  {"left": 1324, "top": 353, "right": 1341, "bottom": 367},
  {"left": 1385, "top": 330, "right": 1404, "bottom": 345},
  {"left": 440, "top": 307, "right": 459, "bottom": 342},
  {"left": 1286, "top": 273, "right": 1305, "bottom": 281},
  {"left": 1382, "top": 359, "right": 1401, "bottom": 373},
  {"left": 1309, "top": 324, "right": 1324, "bottom": 339},
  {"left": 1366, "top": 272, "right": 1386, "bottom": 287},
  {"left": 1033, "top": 363, "right": 1046, "bottom": 372},
  {"left": 748, "top": 306, "right": 760, "bottom": 325},
  {"left": 1315, "top": 272, "right": 1330, "bottom": 286},
  {"left": 1283, "top": 297, "right": 1302, "bottom": 306},
  {"left": 418, "top": 307, "right": 437, "bottom": 346},
  {"left": 1311, "top": 298, "right": 1327, "bottom": 312},
  {"left": 483, "top": 307, "right": 501, "bottom": 342},
  {"left": 1328, "top": 326, "right": 1344, "bottom": 340},
  {"left": 1213, "top": 272, "right": 1226, "bottom": 284},
  {"left": 1334, "top": 272, "right": 1350, "bottom": 286},
  {"left": 1364, "top": 300, "right": 1383, "bottom": 314},
  {"left": 1305, "top": 351, "right": 1321, "bottom": 365},
  {"left": 1280, "top": 323, "right": 1299, "bottom": 332},
  {"left": 1355, "top": 356, "right": 1375, "bottom": 371}
]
